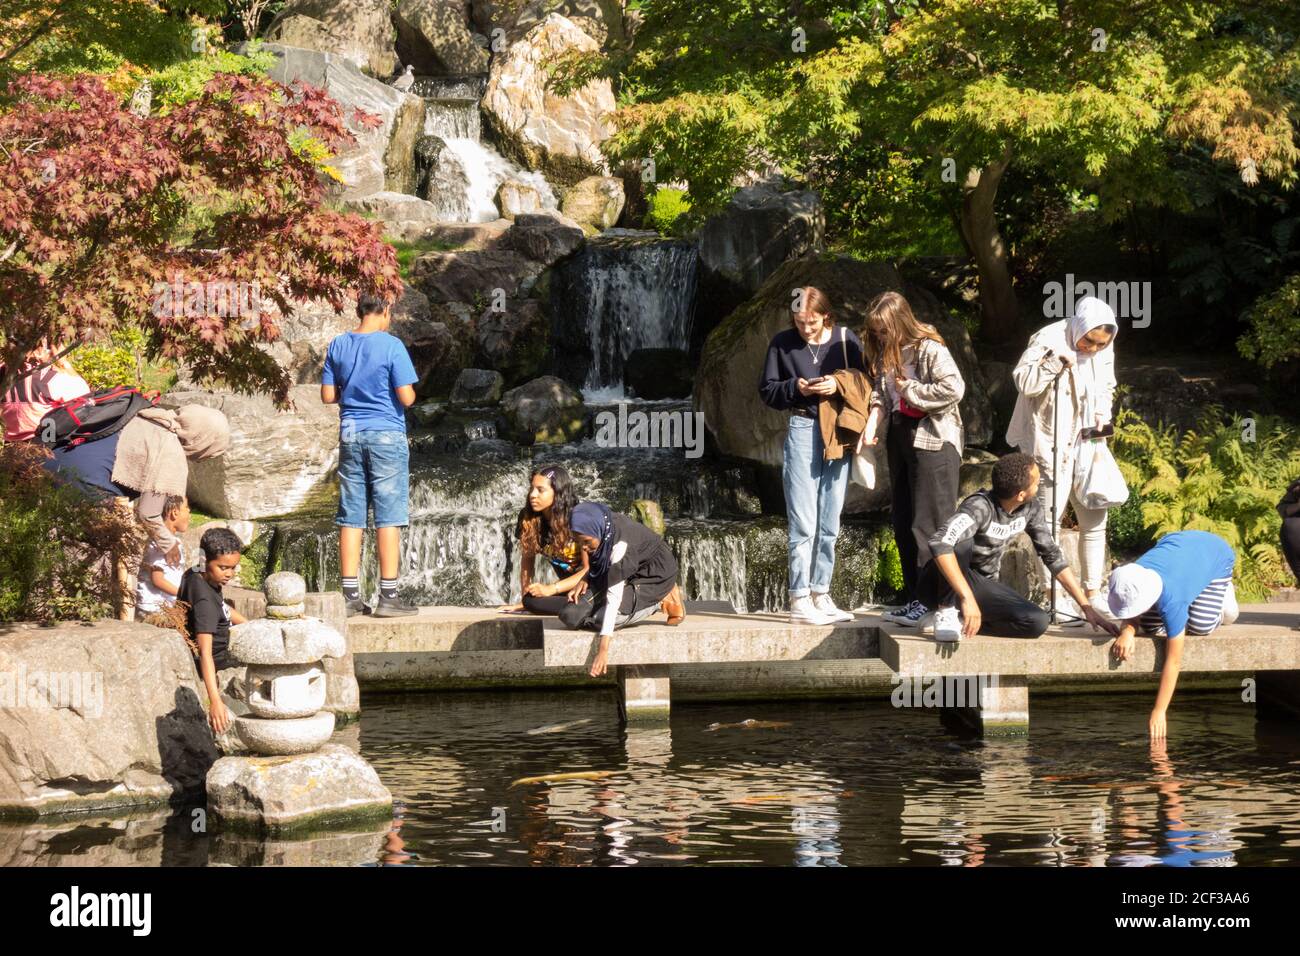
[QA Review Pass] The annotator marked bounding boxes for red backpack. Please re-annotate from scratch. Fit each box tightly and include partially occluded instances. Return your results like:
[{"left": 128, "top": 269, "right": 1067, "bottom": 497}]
[{"left": 37, "top": 386, "right": 157, "bottom": 450}]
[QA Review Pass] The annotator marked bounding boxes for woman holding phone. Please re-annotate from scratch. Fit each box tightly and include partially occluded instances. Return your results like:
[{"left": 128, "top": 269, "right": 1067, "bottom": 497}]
[
  {"left": 500, "top": 464, "right": 594, "bottom": 617},
  {"left": 759, "top": 286, "right": 866, "bottom": 626},
  {"left": 860, "top": 291, "right": 965, "bottom": 628},
  {"left": 1007, "top": 295, "right": 1119, "bottom": 623}
]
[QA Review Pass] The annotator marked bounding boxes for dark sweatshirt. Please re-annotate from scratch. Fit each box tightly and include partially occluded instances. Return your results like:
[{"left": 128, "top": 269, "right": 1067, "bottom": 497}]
[
  {"left": 759, "top": 327, "right": 866, "bottom": 414},
  {"left": 928, "top": 489, "right": 1068, "bottom": 579}
]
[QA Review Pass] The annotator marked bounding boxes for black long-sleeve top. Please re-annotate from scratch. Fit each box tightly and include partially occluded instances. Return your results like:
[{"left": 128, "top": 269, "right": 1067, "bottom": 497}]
[{"left": 758, "top": 326, "right": 867, "bottom": 413}]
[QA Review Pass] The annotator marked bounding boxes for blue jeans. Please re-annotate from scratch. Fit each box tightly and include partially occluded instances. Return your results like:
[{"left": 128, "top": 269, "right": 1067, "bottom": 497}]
[
  {"left": 336, "top": 430, "right": 410, "bottom": 528},
  {"left": 783, "top": 416, "right": 849, "bottom": 597}
]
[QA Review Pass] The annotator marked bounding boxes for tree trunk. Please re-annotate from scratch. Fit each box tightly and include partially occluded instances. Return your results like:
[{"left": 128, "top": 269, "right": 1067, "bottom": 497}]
[{"left": 958, "top": 147, "right": 1020, "bottom": 343}]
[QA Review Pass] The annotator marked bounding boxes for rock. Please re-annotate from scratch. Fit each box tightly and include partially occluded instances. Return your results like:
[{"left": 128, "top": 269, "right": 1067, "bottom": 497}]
[
  {"left": 403, "top": 219, "right": 513, "bottom": 251},
  {"left": 482, "top": 14, "right": 615, "bottom": 186},
  {"left": 981, "top": 359, "right": 1017, "bottom": 448},
  {"left": 414, "top": 134, "right": 471, "bottom": 219},
  {"left": 160, "top": 386, "right": 339, "bottom": 521},
  {"left": 397, "top": 292, "right": 474, "bottom": 400},
  {"left": 629, "top": 499, "right": 666, "bottom": 536},
  {"left": 496, "top": 179, "right": 542, "bottom": 219},
  {"left": 696, "top": 184, "right": 825, "bottom": 345},
  {"left": 475, "top": 298, "right": 550, "bottom": 386},
  {"left": 342, "top": 189, "right": 445, "bottom": 223},
  {"left": 244, "top": 663, "right": 327, "bottom": 719},
  {"left": 465, "top": 437, "right": 517, "bottom": 460},
  {"left": 625, "top": 348, "right": 693, "bottom": 400},
  {"left": 229, "top": 617, "right": 346, "bottom": 667},
  {"left": 474, "top": 0, "right": 628, "bottom": 47},
  {"left": 0, "top": 621, "right": 219, "bottom": 817},
  {"left": 959, "top": 448, "right": 999, "bottom": 499},
  {"left": 265, "top": 0, "right": 398, "bottom": 77},
  {"left": 266, "top": 603, "right": 305, "bottom": 620},
  {"left": 394, "top": 0, "right": 491, "bottom": 74},
  {"left": 233, "top": 710, "right": 335, "bottom": 755},
  {"left": 255, "top": 43, "right": 424, "bottom": 197},
  {"left": 695, "top": 255, "right": 992, "bottom": 480},
  {"left": 409, "top": 248, "right": 540, "bottom": 303},
  {"left": 206, "top": 743, "right": 392, "bottom": 832},
  {"left": 499, "top": 375, "right": 587, "bottom": 444},
  {"left": 264, "top": 572, "right": 308, "bottom": 607},
  {"left": 410, "top": 400, "right": 447, "bottom": 426},
  {"left": 502, "top": 211, "right": 585, "bottom": 265},
  {"left": 560, "top": 175, "right": 625, "bottom": 233},
  {"left": 450, "top": 368, "right": 506, "bottom": 404}
]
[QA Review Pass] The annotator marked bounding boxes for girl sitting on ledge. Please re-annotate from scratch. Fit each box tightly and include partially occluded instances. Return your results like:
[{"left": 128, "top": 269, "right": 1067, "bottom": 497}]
[{"left": 501, "top": 465, "right": 594, "bottom": 618}]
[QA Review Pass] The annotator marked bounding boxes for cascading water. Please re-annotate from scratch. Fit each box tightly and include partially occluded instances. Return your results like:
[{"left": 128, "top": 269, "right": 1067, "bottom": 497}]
[
  {"left": 411, "top": 74, "right": 559, "bottom": 224},
  {"left": 549, "top": 235, "right": 700, "bottom": 396}
]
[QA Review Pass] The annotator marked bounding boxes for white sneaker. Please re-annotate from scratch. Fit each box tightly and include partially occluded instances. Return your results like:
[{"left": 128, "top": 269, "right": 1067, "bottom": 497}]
[
  {"left": 790, "top": 595, "right": 835, "bottom": 626},
  {"left": 882, "top": 600, "right": 929, "bottom": 627},
  {"left": 932, "top": 606, "right": 962, "bottom": 643},
  {"left": 811, "top": 593, "right": 854, "bottom": 623}
]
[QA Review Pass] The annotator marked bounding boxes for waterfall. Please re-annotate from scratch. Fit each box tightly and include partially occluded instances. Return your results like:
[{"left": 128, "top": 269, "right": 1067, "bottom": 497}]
[{"left": 550, "top": 236, "right": 700, "bottom": 393}]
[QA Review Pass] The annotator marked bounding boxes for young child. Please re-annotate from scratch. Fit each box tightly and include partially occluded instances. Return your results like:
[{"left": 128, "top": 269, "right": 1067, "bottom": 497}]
[
  {"left": 320, "top": 293, "right": 419, "bottom": 618},
  {"left": 1108, "top": 530, "right": 1239, "bottom": 740},
  {"left": 178, "top": 527, "right": 248, "bottom": 736},
  {"left": 919, "top": 452, "right": 1116, "bottom": 642},
  {"left": 135, "top": 495, "right": 190, "bottom": 620}
]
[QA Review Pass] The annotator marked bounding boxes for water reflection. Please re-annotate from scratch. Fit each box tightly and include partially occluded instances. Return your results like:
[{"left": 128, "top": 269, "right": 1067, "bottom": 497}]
[{"left": 3, "top": 691, "right": 1299, "bottom": 866}]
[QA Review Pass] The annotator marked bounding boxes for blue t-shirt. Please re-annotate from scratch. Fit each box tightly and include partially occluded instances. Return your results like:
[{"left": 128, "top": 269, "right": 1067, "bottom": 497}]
[
  {"left": 321, "top": 331, "right": 418, "bottom": 433},
  {"left": 1136, "top": 530, "right": 1236, "bottom": 638}
]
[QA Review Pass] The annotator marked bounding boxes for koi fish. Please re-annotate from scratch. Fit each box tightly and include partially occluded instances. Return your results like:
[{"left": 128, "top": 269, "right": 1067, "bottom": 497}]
[
  {"left": 704, "top": 719, "right": 791, "bottom": 732},
  {"left": 525, "top": 718, "right": 595, "bottom": 735},
  {"left": 509, "top": 770, "right": 619, "bottom": 788}
]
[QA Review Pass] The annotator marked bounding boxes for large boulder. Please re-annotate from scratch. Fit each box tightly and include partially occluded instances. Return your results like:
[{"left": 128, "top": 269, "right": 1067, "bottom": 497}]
[
  {"left": 394, "top": 0, "right": 491, "bottom": 75},
  {"left": 0, "top": 621, "right": 219, "bottom": 817},
  {"left": 482, "top": 14, "right": 615, "bottom": 186},
  {"left": 496, "top": 178, "right": 542, "bottom": 220},
  {"left": 256, "top": 43, "right": 424, "bottom": 198},
  {"left": 694, "top": 254, "right": 992, "bottom": 512},
  {"left": 695, "top": 184, "right": 825, "bottom": 349},
  {"left": 265, "top": 0, "right": 399, "bottom": 78},
  {"left": 342, "top": 190, "right": 445, "bottom": 223},
  {"left": 498, "top": 375, "right": 587, "bottom": 444},
  {"left": 474, "top": 0, "right": 629, "bottom": 47},
  {"left": 475, "top": 298, "right": 550, "bottom": 386},
  {"left": 409, "top": 248, "right": 541, "bottom": 303},
  {"left": 450, "top": 368, "right": 506, "bottom": 404},
  {"left": 501, "top": 211, "right": 585, "bottom": 265},
  {"left": 161, "top": 386, "right": 340, "bottom": 521},
  {"left": 414, "top": 135, "right": 472, "bottom": 222},
  {"left": 560, "top": 175, "right": 625, "bottom": 234}
]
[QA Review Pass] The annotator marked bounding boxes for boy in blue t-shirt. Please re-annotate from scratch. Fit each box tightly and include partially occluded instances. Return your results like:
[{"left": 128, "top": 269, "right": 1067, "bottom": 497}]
[
  {"left": 321, "top": 295, "right": 420, "bottom": 617},
  {"left": 1107, "top": 530, "right": 1239, "bottom": 740}
]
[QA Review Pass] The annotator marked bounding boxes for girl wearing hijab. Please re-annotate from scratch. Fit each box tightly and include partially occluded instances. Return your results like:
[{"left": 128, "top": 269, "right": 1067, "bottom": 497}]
[
  {"left": 759, "top": 286, "right": 866, "bottom": 626},
  {"left": 558, "top": 501, "right": 685, "bottom": 677},
  {"left": 1007, "top": 295, "right": 1119, "bottom": 623},
  {"left": 500, "top": 464, "right": 594, "bottom": 616}
]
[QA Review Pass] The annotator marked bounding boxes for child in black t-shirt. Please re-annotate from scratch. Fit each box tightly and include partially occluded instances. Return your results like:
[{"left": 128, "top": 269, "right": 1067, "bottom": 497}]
[{"left": 179, "top": 527, "right": 248, "bottom": 735}]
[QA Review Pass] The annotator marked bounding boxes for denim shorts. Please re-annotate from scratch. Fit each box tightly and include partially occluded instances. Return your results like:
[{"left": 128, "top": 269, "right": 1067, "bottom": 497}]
[{"left": 336, "top": 430, "right": 410, "bottom": 529}]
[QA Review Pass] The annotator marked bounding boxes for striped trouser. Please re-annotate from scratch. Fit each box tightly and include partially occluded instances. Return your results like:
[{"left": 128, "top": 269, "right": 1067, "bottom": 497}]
[{"left": 1138, "top": 576, "right": 1237, "bottom": 637}]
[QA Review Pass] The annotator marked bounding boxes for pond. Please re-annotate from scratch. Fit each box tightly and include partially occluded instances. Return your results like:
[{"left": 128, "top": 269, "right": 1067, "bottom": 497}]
[{"left": 5, "top": 688, "right": 1300, "bottom": 866}]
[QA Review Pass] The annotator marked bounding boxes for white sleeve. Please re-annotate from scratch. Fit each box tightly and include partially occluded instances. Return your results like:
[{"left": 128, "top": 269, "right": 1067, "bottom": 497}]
[{"left": 598, "top": 540, "right": 630, "bottom": 636}]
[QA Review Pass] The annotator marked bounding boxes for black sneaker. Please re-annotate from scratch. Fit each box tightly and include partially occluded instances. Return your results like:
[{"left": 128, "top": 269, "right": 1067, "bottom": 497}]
[
  {"left": 373, "top": 594, "right": 418, "bottom": 618},
  {"left": 344, "top": 597, "right": 371, "bottom": 618}
]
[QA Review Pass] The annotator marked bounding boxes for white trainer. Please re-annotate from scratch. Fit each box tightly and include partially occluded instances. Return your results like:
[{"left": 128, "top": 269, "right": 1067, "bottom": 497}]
[
  {"left": 932, "top": 606, "right": 962, "bottom": 643},
  {"left": 790, "top": 595, "right": 835, "bottom": 626},
  {"left": 811, "top": 593, "right": 854, "bottom": 623}
]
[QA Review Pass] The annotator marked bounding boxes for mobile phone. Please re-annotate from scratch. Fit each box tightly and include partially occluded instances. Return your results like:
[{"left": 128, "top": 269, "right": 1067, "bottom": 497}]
[
  {"left": 807, "top": 376, "right": 827, "bottom": 385},
  {"left": 1082, "top": 423, "right": 1115, "bottom": 439}
]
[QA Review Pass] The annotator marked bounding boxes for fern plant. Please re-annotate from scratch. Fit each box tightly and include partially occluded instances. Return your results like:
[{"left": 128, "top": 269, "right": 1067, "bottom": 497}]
[{"left": 1111, "top": 406, "right": 1300, "bottom": 601}]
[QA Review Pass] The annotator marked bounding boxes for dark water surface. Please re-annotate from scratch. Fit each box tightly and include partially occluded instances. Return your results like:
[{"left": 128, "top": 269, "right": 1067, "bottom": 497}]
[{"left": 5, "top": 688, "right": 1299, "bottom": 866}]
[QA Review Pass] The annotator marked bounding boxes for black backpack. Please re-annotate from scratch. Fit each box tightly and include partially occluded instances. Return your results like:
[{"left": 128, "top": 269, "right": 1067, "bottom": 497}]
[{"left": 37, "top": 386, "right": 155, "bottom": 450}]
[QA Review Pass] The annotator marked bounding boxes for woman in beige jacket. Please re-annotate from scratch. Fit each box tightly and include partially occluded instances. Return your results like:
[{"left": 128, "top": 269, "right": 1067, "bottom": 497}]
[{"left": 1007, "top": 296, "right": 1118, "bottom": 622}]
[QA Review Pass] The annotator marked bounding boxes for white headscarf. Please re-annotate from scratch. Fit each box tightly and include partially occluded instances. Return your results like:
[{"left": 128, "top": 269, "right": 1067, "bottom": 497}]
[{"left": 1066, "top": 296, "right": 1117, "bottom": 423}]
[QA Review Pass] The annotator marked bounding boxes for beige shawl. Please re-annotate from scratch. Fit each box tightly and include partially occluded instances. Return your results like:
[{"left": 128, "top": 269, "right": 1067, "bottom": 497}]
[{"left": 112, "top": 405, "right": 230, "bottom": 495}]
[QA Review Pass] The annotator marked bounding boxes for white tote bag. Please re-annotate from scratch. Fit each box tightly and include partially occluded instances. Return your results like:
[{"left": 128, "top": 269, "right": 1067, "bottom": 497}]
[{"left": 1074, "top": 437, "right": 1129, "bottom": 510}]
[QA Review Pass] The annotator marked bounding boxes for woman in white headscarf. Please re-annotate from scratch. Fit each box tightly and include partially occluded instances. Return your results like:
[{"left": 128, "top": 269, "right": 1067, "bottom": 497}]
[{"left": 1007, "top": 296, "right": 1119, "bottom": 623}]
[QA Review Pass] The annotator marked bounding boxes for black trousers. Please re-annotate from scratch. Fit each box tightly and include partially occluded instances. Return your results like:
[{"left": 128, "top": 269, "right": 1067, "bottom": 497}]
[
  {"left": 522, "top": 590, "right": 594, "bottom": 616},
  {"left": 916, "top": 537, "right": 1051, "bottom": 638},
  {"left": 1283, "top": 517, "right": 1300, "bottom": 585},
  {"left": 886, "top": 413, "right": 961, "bottom": 601}
]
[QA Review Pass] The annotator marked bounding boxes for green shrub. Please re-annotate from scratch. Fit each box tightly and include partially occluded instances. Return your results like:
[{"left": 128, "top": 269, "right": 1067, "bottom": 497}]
[
  {"left": 72, "top": 327, "right": 149, "bottom": 391},
  {"left": 643, "top": 187, "right": 692, "bottom": 236},
  {"left": 876, "top": 534, "right": 905, "bottom": 598},
  {"left": 1110, "top": 406, "right": 1300, "bottom": 601},
  {"left": 0, "top": 443, "right": 143, "bottom": 623}
]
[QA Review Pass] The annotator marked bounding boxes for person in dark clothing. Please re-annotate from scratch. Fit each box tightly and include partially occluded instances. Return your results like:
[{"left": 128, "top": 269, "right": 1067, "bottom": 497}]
[
  {"left": 501, "top": 464, "right": 595, "bottom": 619},
  {"left": 759, "top": 286, "right": 866, "bottom": 626},
  {"left": 1281, "top": 478, "right": 1300, "bottom": 588},
  {"left": 179, "top": 527, "right": 248, "bottom": 735},
  {"left": 559, "top": 502, "right": 684, "bottom": 676},
  {"left": 917, "top": 452, "right": 1116, "bottom": 642}
]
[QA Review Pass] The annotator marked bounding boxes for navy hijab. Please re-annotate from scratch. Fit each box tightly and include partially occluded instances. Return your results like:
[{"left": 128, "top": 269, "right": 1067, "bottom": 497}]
[{"left": 571, "top": 501, "right": 616, "bottom": 580}]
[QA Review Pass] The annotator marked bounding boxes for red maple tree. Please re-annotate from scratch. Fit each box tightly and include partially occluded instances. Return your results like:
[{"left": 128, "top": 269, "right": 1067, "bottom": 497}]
[{"left": 0, "top": 70, "right": 403, "bottom": 404}]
